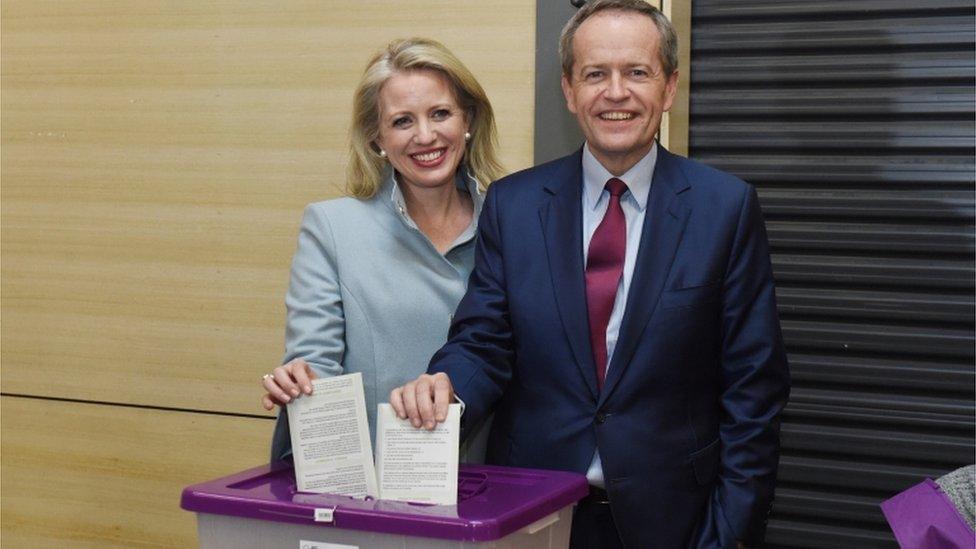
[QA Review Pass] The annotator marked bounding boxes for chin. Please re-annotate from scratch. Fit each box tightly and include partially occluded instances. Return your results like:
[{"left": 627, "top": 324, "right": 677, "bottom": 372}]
[
  {"left": 595, "top": 140, "right": 641, "bottom": 154},
  {"left": 408, "top": 172, "right": 456, "bottom": 189}
]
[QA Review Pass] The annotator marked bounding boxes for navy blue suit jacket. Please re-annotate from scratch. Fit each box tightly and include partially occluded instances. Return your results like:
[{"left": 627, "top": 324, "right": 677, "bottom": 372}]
[{"left": 429, "top": 146, "right": 790, "bottom": 547}]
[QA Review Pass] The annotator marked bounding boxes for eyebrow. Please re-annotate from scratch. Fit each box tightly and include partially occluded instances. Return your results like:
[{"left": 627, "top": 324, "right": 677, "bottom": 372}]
[
  {"left": 383, "top": 101, "right": 457, "bottom": 120},
  {"left": 578, "top": 62, "right": 657, "bottom": 76}
]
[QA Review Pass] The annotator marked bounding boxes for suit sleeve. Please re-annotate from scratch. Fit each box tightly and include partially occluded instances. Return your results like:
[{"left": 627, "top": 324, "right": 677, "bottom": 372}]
[
  {"left": 427, "top": 184, "right": 515, "bottom": 435},
  {"left": 707, "top": 185, "right": 791, "bottom": 546}
]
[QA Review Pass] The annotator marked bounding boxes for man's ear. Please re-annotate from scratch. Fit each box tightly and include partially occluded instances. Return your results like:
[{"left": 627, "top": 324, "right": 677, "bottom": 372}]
[
  {"left": 663, "top": 69, "right": 679, "bottom": 112},
  {"left": 561, "top": 74, "right": 578, "bottom": 115}
]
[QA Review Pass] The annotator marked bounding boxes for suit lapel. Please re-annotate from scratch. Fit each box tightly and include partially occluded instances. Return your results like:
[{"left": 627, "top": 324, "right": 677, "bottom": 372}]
[
  {"left": 539, "top": 149, "right": 599, "bottom": 400},
  {"left": 599, "top": 147, "right": 691, "bottom": 406}
]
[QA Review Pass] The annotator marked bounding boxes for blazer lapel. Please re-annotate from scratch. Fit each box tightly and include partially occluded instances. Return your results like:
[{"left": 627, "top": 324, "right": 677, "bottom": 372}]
[
  {"left": 539, "top": 149, "right": 599, "bottom": 400},
  {"left": 599, "top": 147, "right": 691, "bottom": 406}
]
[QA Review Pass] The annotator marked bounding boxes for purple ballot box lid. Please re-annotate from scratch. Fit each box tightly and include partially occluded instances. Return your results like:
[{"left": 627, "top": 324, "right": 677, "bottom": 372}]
[{"left": 181, "top": 461, "right": 588, "bottom": 542}]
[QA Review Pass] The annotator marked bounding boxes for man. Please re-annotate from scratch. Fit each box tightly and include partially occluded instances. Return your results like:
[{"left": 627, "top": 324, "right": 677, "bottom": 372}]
[{"left": 390, "top": 1, "right": 790, "bottom": 547}]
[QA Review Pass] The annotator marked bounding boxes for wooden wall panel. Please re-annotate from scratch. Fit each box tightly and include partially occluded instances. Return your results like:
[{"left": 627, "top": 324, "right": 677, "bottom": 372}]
[
  {"left": 1, "top": 1, "right": 536, "bottom": 415},
  {"left": 2, "top": 2, "right": 536, "bottom": 546},
  {"left": 1, "top": 396, "right": 272, "bottom": 547}
]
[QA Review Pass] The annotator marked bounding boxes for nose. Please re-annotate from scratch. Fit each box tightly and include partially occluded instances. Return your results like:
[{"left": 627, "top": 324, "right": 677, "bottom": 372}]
[
  {"left": 414, "top": 120, "right": 437, "bottom": 145},
  {"left": 605, "top": 72, "right": 629, "bottom": 101}
]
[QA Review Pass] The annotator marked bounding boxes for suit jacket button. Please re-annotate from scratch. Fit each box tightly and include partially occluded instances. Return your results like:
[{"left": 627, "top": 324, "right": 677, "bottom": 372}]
[{"left": 595, "top": 412, "right": 607, "bottom": 424}]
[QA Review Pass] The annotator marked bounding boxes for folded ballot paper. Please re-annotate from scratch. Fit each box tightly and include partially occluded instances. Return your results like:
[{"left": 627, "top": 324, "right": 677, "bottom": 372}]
[{"left": 287, "top": 372, "right": 460, "bottom": 505}]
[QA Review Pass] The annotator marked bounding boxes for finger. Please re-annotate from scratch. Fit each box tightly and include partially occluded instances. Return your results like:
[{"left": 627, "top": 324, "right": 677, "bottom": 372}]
[
  {"left": 402, "top": 381, "right": 422, "bottom": 428},
  {"left": 289, "top": 360, "right": 314, "bottom": 395},
  {"left": 273, "top": 365, "right": 301, "bottom": 398},
  {"left": 433, "top": 373, "right": 453, "bottom": 422},
  {"left": 416, "top": 377, "right": 437, "bottom": 430},
  {"left": 261, "top": 393, "right": 276, "bottom": 410},
  {"left": 266, "top": 389, "right": 291, "bottom": 406},
  {"left": 262, "top": 374, "right": 291, "bottom": 404},
  {"left": 389, "top": 387, "right": 406, "bottom": 419}
]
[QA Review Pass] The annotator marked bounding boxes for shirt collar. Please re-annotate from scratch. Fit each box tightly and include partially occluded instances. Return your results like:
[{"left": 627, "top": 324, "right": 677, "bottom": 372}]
[
  {"left": 581, "top": 141, "right": 657, "bottom": 212},
  {"left": 384, "top": 167, "right": 485, "bottom": 224}
]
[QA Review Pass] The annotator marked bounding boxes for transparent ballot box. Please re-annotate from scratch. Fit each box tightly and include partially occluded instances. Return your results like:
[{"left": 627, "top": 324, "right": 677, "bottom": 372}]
[{"left": 181, "top": 461, "right": 588, "bottom": 549}]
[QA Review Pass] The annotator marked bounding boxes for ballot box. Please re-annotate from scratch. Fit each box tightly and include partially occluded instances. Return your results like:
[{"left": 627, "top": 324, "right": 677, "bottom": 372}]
[{"left": 181, "top": 461, "right": 588, "bottom": 549}]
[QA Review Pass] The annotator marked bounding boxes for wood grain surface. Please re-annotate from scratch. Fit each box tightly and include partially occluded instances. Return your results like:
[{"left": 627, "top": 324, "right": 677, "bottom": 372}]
[
  {"left": 1, "top": 396, "right": 271, "bottom": 547},
  {"left": 1, "top": 1, "right": 536, "bottom": 415},
  {"left": 1, "top": 2, "right": 535, "bottom": 547}
]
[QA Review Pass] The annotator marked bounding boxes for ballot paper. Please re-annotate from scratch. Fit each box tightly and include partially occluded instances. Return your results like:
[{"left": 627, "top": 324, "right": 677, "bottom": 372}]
[
  {"left": 287, "top": 373, "right": 378, "bottom": 498},
  {"left": 375, "top": 402, "right": 461, "bottom": 505}
]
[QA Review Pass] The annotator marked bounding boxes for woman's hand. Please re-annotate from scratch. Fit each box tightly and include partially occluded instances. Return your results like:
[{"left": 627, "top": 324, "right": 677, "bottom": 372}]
[{"left": 261, "top": 358, "right": 318, "bottom": 410}]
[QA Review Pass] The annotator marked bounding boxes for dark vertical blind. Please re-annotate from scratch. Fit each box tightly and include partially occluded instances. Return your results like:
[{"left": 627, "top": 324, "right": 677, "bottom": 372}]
[{"left": 690, "top": 1, "right": 975, "bottom": 547}]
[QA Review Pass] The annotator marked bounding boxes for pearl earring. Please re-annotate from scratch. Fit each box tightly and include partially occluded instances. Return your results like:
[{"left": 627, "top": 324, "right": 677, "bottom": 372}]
[
  {"left": 464, "top": 132, "right": 471, "bottom": 142},
  {"left": 379, "top": 149, "right": 387, "bottom": 158}
]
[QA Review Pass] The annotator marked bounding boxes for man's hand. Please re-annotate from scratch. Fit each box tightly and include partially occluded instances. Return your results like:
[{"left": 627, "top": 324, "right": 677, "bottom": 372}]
[{"left": 388, "top": 373, "right": 455, "bottom": 430}]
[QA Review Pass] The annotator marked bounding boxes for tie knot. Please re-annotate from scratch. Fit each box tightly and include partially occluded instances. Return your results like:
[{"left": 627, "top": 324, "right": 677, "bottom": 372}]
[{"left": 605, "top": 178, "right": 628, "bottom": 198}]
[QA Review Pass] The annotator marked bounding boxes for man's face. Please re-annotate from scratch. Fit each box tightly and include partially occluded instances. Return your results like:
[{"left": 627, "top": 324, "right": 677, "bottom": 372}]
[{"left": 561, "top": 11, "right": 679, "bottom": 175}]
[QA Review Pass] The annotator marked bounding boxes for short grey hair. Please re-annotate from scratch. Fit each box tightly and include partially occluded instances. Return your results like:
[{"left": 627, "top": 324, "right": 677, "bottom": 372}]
[{"left": 559, "top": 0, "right": 678, "bottom": 79}]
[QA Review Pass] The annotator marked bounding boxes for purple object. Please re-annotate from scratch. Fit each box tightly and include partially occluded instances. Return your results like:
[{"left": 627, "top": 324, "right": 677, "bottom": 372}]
[
  {"left": 181, "top": 461, "right": 588, "bottom": 542},
  {"left": 881, "top": 478, "right": 975, "bottom": 549}
]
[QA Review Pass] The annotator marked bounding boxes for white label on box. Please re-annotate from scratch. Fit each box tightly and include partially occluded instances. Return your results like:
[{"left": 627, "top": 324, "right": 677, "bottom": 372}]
[
  {"left": 313, "top": 507, "right": 335, "bottom": 523},
  {"left": 299, "top": 541, "right": 357, "bottom": 549}
]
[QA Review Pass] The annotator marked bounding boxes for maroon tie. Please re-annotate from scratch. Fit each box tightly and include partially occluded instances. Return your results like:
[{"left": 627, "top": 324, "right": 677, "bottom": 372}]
[{"left": 585, "top": 178, "right": 628, "bottom": 390}]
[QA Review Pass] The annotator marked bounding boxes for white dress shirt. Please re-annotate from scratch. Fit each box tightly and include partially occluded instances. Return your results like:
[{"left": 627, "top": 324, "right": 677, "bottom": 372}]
[{"left": 581, "top": 142, "right": 657, "bottom": 487}]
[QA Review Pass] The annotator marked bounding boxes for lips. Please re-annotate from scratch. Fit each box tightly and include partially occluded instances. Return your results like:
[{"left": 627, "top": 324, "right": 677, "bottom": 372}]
[{"left": 409, "top": 147, "right": 447, "bottom": 167}]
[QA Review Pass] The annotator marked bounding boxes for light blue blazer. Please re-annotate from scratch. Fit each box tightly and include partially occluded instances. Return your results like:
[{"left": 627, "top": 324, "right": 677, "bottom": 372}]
[{"left": 270, "top": 171, "right": 484, "bottom": 460}]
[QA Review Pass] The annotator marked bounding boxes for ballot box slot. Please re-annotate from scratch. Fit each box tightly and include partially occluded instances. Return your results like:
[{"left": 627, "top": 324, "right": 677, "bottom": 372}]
[
  {"left": 457, "top": 471, "right": 488, "bottom": 501},
  {"left": 227, "top": 470, "right": 280, "bottom": 491}
]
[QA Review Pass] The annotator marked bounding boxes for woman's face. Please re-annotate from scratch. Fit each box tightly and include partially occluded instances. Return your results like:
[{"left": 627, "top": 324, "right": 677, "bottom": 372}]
[{"left": 374, "top": 69, "right": 469, "bottom": 192}]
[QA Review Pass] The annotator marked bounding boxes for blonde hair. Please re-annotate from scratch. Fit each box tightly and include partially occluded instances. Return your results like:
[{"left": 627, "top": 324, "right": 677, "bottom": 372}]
[{"left": 346, "top": 38, "right": 503, "bottom": 199}]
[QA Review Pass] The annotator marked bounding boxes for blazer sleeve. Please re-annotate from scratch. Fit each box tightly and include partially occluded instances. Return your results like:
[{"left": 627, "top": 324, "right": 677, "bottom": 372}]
[
  {"left": 283, "top": 204, "right": 346, "bottom": 377},
  {"left": 428, "top": 184, "right": 514, "bottom": 435},
  {"left": 706, "top": 185, "right": 791, "bottom": 546},
  {"left": 271, "top": 204, "right": 346, "bottom": 460}
]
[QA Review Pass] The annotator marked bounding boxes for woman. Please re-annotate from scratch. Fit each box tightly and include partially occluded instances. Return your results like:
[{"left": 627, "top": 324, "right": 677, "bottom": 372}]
[{"left": 260, "top": 37, "right": 503, "bottom": 461}]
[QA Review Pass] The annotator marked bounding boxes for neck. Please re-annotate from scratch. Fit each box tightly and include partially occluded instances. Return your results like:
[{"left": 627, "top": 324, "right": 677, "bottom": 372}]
[
  {"left": 397, "top": 173, "right": 474, "bottom": 255},
  {"left": 399, "top": 176, "right": 464, "bottom": 223},
  {"left": 591, "top": 142, "right": 655, "bottom": 177}
]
